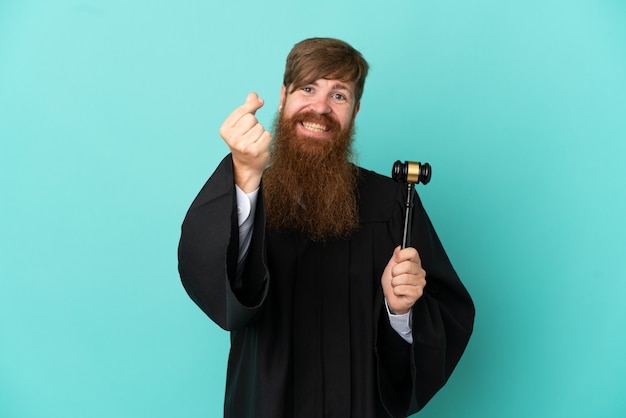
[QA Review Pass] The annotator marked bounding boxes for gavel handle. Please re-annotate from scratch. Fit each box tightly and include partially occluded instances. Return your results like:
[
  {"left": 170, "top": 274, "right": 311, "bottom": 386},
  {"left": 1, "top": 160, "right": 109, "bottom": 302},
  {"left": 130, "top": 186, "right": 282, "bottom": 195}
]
[{"left": 402, "top": 183, "right": 415, "bottom": 249}]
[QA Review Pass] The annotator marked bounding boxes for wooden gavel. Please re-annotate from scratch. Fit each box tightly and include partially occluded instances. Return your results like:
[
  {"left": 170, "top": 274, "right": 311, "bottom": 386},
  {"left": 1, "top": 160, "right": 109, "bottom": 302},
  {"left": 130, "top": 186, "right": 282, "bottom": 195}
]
[{"left": 391, "top": 160, "right": 432, "bottom": 248}]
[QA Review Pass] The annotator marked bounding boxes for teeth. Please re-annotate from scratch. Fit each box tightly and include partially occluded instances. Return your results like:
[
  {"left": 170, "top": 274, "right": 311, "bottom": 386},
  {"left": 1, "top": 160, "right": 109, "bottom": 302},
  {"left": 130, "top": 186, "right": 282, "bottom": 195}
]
[{"left": 302, "top": 122, "right": 328, "bottom": 133}]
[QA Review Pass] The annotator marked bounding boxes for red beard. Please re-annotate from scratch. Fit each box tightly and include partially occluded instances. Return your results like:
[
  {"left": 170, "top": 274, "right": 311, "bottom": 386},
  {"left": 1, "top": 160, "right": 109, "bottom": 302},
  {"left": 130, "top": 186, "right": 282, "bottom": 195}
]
[{"left": 262, "top": 111, "right": 359, "bottom": 241}]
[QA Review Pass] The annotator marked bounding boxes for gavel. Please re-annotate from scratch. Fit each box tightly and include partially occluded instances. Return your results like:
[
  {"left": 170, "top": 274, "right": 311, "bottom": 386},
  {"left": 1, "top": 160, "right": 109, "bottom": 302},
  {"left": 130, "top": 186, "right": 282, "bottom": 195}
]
[{"left": 391, "top": 160, "right": 432, "bottom": 248}]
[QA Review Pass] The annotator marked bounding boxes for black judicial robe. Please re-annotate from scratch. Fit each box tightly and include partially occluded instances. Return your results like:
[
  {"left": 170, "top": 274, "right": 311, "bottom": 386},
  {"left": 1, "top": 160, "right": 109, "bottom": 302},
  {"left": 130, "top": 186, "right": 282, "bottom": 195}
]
[{"left": 178, "top": 154, "right": 474, "bottom": 418}]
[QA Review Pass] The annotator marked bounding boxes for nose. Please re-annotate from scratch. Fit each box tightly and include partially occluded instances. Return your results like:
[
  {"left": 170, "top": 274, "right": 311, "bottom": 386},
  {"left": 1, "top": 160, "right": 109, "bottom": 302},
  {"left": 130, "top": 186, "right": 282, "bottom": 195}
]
[{"left": 308, "top": 95, "right": 332, "bottom": 114}]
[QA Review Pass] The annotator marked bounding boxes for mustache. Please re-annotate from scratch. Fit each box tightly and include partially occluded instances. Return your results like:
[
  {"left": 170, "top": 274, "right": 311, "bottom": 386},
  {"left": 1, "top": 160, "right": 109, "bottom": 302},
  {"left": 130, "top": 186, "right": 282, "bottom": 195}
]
[{"left": 291, "top": 111, "right": 341, "bottom": 132}]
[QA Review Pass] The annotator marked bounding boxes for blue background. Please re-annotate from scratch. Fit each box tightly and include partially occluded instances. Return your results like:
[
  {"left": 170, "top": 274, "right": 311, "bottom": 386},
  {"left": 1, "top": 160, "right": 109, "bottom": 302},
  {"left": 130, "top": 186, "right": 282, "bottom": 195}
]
[{"left": 1, "top": 0, "right": 625, "bottom": 417}]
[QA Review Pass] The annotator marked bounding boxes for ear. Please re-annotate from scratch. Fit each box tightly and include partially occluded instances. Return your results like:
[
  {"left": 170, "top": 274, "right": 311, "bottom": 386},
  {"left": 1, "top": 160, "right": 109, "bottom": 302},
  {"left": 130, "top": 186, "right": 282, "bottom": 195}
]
[
  {"left": 279, "top": 85, "right": 287, "bottom": 110},
  {"left": 353, "top": 101, "right": 361, "bottom": 117}
]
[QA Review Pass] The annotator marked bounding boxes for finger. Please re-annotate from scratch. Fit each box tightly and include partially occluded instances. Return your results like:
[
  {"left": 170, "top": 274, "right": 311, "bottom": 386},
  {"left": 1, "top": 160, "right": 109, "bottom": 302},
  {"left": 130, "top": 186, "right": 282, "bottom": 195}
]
[
  {"left": 245, "top": 92, "right": 258, "bottom": 103},
  {"left": 392, "top": 259, "right": 424, "bottom": 278},
  {"left": 236, "top": 113, "right": 263, "bottom": 135},
  {"left": 242, "top": 92, "right": 264, "bottom": 114},
  {"left": 239, "top": 122, "right": 268, "bottom": 144},
  {"left": 392, "top": 284, "right": 425, "bottom": 299},
  {"left": 222, "top": 115, "right": 265, "bottom": 147},
  {"left": 223, "top": 93, "right": 265, "bottom": 128},
  {"left": 394, "top": 246, "right": 421, "bottom": 264},
  {"left": 392, "top": 272, "right": 426, "bottom": 288},
  {"left": 232, "top": 127, "right": 272, "bottom": 160},
  {"left": 257, "top": 129, "right": 273, "bottom": 147}
]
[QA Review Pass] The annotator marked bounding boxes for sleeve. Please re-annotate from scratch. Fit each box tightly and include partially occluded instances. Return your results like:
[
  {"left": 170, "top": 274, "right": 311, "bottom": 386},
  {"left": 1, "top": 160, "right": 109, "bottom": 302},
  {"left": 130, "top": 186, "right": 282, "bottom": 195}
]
[
  {"left": 235, "top": 184, "right": 258, "bottom": 269},
  {"left": 177, "top": 154, "right": 269, "bottom": 330},
  {"left": 377, "top": 187, "right": 475, "bottom": 418},
  {"left": 385, "top": 298, "right": 413, "bottom": 343},
  {"left": 405, "top": 192, "right": 475, "bottom": 414}
]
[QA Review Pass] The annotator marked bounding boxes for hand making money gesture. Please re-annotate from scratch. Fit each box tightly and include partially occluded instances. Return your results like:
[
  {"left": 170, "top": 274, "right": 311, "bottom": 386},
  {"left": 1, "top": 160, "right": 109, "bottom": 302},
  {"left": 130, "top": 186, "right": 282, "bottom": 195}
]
[{"left": 219, "top": 92, "right": 272, "bottom": 192}]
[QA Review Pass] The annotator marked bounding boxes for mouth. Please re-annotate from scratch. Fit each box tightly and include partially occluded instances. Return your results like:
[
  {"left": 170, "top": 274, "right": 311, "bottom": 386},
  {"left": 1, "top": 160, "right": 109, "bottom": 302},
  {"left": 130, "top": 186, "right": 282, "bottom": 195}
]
[{"left": 301, "top": 121, "right": 330, "bottom": 133}]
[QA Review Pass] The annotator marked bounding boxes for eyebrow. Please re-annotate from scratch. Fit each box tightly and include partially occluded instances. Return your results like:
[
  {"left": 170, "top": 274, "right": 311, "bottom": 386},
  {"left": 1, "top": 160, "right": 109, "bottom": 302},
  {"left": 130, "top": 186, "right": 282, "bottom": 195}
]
[
  {"left": 332, "top": 83, "right": 352, "bottom": 93},
  {"left": 305, "top": 79, "right": 351, "bottom": 91},
  {"left": 318, "top": 81, "right": 354, "bottom": 98},
  {"left": 320, "top": 80, "right": 352, "bottom": 92}
]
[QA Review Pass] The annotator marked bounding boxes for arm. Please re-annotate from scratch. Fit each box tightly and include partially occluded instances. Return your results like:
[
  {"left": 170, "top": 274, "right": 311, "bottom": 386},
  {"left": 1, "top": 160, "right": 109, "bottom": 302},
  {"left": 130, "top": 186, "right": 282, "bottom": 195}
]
[
  {"left": 377, "top": 246, "right": 423, "bottom": 416},
  {"left": 378, "top": 190, "right": 475, "bottom": 416},
  {"left": 178, "top": 155, "right": 269, "bottom": 330},
  {"left": 235, "top": 184, "right": 258, "bottom": 272},
  {"left": 178, "top": 93, "right": 272, "bottom": 330},
  {"left": 405, "top": 200, "right": 475, "bottom": 412}
]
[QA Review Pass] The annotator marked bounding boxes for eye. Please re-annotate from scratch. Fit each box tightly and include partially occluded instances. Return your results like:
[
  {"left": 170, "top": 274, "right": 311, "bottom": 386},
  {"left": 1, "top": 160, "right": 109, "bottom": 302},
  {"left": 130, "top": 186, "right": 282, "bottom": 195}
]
[
  {"left": 301, "top": 86, "right": 313, "bottom": 94},
  {"left": 332, "top": 92, "right": 348, "bottom": 102}
]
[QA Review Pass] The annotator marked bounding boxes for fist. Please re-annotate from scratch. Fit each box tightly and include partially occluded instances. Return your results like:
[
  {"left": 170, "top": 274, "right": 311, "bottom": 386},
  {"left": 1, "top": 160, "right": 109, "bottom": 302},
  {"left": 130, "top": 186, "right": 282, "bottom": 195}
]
[{"left": 381, "top": 246, "right": 426, "bottom": 315}]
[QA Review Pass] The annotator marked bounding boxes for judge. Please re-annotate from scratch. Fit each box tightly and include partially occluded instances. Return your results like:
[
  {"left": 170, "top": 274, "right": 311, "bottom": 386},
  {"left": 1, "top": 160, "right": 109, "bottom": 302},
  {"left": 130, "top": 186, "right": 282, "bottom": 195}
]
[{"left": 178, "top": 37, "right": 474, "bottom": 418}]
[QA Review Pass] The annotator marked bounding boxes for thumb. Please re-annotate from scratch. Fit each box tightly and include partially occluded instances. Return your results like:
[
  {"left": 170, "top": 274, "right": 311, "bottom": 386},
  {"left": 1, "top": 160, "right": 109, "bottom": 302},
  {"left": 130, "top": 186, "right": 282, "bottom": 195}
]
[
  {"left": 245, "top": 92, "right": 264, "bottom": 114},
  {"left": 245, "top": 92, "right": 259, "bottom": 103},
  {"left": 384, "top": 246, "right": 401, "bottom": 272},
  {"left": 393, "top": 245, "right": 402, "bottom": 263}
]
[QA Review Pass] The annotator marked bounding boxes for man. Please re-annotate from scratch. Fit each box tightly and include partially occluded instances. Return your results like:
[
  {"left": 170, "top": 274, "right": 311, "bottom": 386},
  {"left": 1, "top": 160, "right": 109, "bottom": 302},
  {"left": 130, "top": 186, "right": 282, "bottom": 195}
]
[{"left": 178, "top": 38, "right": 474, "bottom": 418}]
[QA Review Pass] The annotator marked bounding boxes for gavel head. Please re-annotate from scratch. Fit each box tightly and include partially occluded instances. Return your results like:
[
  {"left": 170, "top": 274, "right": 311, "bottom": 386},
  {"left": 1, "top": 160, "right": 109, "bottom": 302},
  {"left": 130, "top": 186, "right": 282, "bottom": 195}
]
[{"left": 392, "top": 160, "right": 432, "bottom": 185}]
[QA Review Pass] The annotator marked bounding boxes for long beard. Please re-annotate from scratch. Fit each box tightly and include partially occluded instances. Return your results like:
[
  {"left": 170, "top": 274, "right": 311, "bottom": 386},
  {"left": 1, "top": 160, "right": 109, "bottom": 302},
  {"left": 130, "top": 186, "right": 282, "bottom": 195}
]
[{"left": 263, "top": 111, "right": 359, "bottom": 242}]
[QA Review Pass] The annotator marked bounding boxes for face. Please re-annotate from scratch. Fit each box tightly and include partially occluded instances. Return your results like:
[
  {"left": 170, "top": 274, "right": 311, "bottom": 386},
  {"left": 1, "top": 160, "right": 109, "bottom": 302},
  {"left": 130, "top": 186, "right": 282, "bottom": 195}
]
[
  {"left": 279, "top": 78, "right": 361, "bottom": 142},
  {"left": 265, "top": 78, "right": 361, "bottom": 241}
]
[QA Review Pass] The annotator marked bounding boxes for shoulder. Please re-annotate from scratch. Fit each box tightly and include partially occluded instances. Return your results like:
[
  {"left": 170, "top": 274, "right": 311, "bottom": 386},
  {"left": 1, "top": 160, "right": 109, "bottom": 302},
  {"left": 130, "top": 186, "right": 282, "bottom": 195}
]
[{"left": 356, "top": 166, "right": 404, "bottom": 223}]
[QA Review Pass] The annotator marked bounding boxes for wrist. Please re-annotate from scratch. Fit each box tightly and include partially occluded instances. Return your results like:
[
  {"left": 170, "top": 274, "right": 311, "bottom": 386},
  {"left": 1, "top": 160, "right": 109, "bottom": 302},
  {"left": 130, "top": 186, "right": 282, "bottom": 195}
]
[
  {"left": 233, "top": 164, "right": 263, "bottom": 193},
  {"left": 385, "top": 298, "right": 410, "bottom": 316}
]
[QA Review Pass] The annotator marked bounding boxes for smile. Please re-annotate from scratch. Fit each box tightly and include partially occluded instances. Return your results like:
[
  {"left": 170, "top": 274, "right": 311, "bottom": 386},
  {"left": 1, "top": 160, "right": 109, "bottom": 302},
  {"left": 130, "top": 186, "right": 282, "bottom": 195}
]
[{"left": 301, "top": 121, "right": 330, "bottom": 133}]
